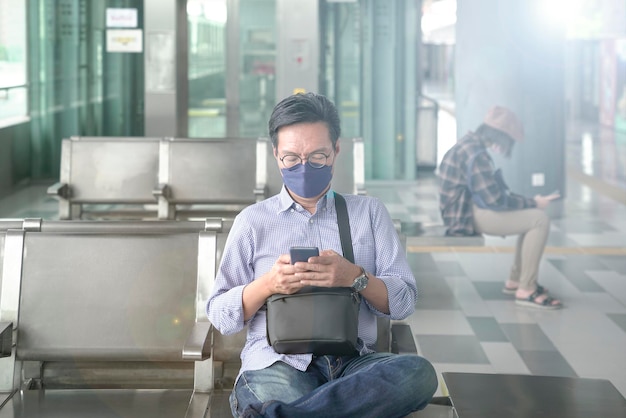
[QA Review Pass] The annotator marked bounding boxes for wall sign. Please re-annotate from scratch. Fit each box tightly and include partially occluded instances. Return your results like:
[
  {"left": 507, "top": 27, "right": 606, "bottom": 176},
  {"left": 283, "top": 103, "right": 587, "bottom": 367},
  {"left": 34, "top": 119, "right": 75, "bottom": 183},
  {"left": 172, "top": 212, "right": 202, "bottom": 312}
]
[
  {"left": 106, "top": 29, "right": 143, "bottom": 53},
  {"left": 106, "top": 8, "right": 138, "bottom": 28}
]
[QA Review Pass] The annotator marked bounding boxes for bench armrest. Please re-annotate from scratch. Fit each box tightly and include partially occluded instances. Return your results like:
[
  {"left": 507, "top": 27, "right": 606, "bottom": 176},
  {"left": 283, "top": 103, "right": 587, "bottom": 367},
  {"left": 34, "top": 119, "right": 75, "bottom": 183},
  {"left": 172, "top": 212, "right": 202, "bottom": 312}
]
[
  {"left": 1, "top": 322, "right": 13, "bottom": 358},
  {"left": 182, "top": 321, "right": 212, "bottom": 361},
  {"left": 390, "top": 322, "right": 418, "bottom": 354},
  {"left": 47, "top": 182, "right": 70, "bottom": 199},
  {"left": 254, "top": 184, "right": 268, "bottom": 202},
  {"left": 152, "top": 183, "right": 171, "bottom": 199}
]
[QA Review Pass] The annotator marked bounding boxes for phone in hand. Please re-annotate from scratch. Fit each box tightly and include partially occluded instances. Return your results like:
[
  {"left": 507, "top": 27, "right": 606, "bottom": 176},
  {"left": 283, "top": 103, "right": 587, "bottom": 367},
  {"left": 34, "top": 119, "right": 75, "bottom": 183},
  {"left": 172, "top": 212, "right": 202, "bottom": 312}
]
[{"left": 290, "top": 247, "right": 319, "bottom": 264}]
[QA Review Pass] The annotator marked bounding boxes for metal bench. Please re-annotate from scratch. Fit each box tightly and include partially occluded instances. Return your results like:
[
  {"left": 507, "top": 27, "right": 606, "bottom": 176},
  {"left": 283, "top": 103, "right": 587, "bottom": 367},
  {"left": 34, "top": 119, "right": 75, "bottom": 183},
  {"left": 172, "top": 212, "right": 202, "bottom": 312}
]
[
  {"left": 0, "top": 218, "right": 222, "bottom": 417},
  {"left": 47, "top": 136, "right": 163, "bottom": 220},
  {"left": 154, "top": 137, "right": 265, "bottom": 220},
  {"left": 0, "top": 216, "right": 420, "bottom": 417},
  {"left": 442, "top": 372, "right": 626, "bottom": 418}
]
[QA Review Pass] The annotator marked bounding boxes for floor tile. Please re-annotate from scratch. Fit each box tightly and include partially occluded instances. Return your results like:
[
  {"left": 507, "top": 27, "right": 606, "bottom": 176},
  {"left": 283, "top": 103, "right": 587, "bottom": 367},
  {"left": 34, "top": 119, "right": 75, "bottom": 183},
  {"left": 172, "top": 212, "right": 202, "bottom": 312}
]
[
  {"left": 466, "top": 317, "right": 508, "bottom": 342},
  {"left": 454, "top": 253, "right": 513, "bottom": 283},
  {"left": 582, "top": 293, "right": 626, "bottom": 313},
  {"left": 485, "top": 300, "right": 543, "bottom": 324},
  {"left": 552, "top": 218, "right": 617, "bottom": 233},
  {"left": 415, "top": 335, "right": 490, "bottom": 364},
  {"left": 517, "top": 350, "right": 578, "bottom": 378},
  {"left": 598, "top": 256, "right": 626, "bottom": 274},
  {"left": 434, "top": 260, "right": 466, "bottom": 277},
  {"left": 499, "top": 323, "right": 557, "bottom": 351},
  {"left": 607, "top": 313, "right": 626, "bottom": 333},
  {"left": 548, "top": 259, "right": 606, "bottom": 292},
  {"left": 408, "top": 253, "right": 440, "bottom": 273},
  {"left": 414, "top": 271, "right": 460, "bottom": 310},
  {"left": 567, "top": 232, "right": 626, "bottom": 247},
  {"left": 472, "top": 281, "right": 514, "bottom": 301},
  {"left": 443, "top": 276, "right": 493, "bottom": 317},
  {"left": 480, "top": 342, "right": 530, "bottom": 374},
  {"left": 408, "top": 310, "right": 474, "bottom": 336},
  {"left": 587, "top": 271, "right": 626, "bottom": 306}
]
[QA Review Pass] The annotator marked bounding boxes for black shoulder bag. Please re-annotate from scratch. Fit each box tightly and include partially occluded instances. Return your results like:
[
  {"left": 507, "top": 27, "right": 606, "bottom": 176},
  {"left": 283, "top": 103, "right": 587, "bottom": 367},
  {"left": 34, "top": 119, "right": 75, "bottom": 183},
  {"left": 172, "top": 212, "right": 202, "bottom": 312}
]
[{"left": 266, "top": 192, "right": 361, "bottom": 356}]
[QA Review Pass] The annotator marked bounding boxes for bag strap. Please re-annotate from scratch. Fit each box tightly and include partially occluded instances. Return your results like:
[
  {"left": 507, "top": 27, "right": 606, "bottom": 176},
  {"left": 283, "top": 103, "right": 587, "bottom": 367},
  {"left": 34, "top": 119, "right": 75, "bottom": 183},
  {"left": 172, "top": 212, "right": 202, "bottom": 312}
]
[{"left": 334, "top": 192, "right": 354, "bottom": 264}]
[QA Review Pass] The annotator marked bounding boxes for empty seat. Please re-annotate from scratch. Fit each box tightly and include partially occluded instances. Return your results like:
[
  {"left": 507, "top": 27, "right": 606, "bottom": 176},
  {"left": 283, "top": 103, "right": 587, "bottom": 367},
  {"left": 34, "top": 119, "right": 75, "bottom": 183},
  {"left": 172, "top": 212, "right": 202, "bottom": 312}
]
[
  {"left": 0, "top": 219, "right": 222, "bottom": 417},
  {"left": 154, "top": 137, "right": 265, "bottom": 219},
  {"left": 47, "top": 136, "right": 162, "bottom": 219}
]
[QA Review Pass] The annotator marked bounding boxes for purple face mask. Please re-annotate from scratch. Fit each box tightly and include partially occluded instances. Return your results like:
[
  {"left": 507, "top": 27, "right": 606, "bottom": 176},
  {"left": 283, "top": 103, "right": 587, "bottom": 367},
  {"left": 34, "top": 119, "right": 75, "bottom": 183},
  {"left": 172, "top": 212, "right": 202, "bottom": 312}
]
[{"left": 281, "top": 163, "right": 332, "bottom": 198}]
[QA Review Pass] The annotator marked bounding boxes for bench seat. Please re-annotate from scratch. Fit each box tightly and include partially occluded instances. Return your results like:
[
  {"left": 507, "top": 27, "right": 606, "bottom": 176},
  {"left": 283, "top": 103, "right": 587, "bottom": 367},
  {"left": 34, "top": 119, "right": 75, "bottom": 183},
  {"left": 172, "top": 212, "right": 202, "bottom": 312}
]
[
  {"left": 0, "top": 219, "right": 222, "bottom": 418},
  {"left": 0, "top": 389, "right": 198, "bottom": 418}
]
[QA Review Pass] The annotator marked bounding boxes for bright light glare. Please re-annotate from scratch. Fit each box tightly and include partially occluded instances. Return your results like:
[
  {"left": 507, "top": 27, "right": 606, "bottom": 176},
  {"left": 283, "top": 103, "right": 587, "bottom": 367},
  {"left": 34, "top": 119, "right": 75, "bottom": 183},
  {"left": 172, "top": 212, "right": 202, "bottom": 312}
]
[
  {"left": 421, "top": 0, "right": 457, "bottom": 34},
  {"left": 203, "top": 1, "right": 227, "bottom": 24},
  {"left": 581, "top": 131, "right": 594, "bottom": 176},
  {"left": 186, "top": 0, "right": 227, "bottom": 23},
  {"left": 538, "top": 0, "right": 585, "bottom": 30}
]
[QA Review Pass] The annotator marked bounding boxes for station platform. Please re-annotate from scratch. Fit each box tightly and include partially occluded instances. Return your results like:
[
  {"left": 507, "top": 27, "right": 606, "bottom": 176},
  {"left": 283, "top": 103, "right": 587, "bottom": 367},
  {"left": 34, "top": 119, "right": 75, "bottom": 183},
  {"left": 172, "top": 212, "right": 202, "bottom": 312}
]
[{"left": 0, "top": 116, "right": 625, "bottom": 403}]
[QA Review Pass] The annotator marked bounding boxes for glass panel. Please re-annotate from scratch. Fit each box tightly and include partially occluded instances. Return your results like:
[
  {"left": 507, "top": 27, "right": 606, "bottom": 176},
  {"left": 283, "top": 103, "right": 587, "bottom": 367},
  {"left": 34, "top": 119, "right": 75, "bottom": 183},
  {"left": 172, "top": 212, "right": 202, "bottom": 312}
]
[
  {"left": 321, "top": 1, "right": 361, "bottom": 138},
  {"left": 26, "top": 0, "right": 144, "bottom": 179},
  {"left": 0, "top": 0, "right": 27, "bottom": 123},
  {"left": 239, "top": 0, "right": 275, "bottom": 137},
  {"left": 187, "top": 0, "right": 227, "bottom": 138}
]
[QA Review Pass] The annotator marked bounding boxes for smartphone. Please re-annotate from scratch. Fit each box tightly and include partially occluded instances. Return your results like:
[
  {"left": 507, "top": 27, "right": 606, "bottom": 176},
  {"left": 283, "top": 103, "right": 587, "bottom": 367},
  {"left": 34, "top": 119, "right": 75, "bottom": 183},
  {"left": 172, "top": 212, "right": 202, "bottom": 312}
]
[{"left": 290, "top": 246, "right": 319, "bottom": 264}]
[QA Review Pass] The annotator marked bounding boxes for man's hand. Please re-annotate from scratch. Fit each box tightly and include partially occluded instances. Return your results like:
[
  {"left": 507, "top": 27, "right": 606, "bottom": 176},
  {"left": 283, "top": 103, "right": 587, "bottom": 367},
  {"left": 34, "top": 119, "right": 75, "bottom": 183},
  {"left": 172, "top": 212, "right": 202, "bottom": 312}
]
[
  {"left": 293, "top": 249, "right": 360, "bottom": 288},
  {"left": 264, "top": 253, "right": 309, "bottom": 295}
]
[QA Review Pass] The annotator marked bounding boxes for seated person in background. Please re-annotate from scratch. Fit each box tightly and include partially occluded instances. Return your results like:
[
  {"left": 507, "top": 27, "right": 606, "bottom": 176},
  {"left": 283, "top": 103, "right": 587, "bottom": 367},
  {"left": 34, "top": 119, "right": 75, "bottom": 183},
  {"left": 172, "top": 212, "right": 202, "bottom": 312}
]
[
  {"left": 207, "top": 92, "right": 437, "bottom": 417},
  {"left": 438, "top": 105, "right": 562, "bottom": 310}
]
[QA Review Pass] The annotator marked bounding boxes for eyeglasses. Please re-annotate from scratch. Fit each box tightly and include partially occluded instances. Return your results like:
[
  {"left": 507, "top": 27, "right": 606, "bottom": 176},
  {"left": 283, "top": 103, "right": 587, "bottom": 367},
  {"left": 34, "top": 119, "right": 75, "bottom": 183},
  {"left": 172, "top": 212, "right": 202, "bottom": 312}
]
[{"left": 279, "top": 151, "right": 332, "bottom": 169}]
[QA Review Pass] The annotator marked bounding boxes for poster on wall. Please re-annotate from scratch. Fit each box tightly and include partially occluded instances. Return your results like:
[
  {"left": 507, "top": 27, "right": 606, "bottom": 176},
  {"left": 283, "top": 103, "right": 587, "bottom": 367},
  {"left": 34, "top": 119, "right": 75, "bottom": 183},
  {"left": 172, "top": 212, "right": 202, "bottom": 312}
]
[
  {"left": 146, "top": 31, "right": 175, "bottom": 92},
  {"left": 106, "top": 29, "right": 143, "bottom": 53},
  {"left": 106, "top": 8, "right": 138, "bottom": 28}
]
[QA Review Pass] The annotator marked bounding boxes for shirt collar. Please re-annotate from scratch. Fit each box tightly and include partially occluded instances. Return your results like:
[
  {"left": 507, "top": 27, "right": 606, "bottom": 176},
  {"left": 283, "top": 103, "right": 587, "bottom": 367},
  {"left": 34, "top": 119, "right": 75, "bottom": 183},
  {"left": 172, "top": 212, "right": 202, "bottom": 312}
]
[{"left": 277, "top": 186, "right": 336, "bottom": 214}]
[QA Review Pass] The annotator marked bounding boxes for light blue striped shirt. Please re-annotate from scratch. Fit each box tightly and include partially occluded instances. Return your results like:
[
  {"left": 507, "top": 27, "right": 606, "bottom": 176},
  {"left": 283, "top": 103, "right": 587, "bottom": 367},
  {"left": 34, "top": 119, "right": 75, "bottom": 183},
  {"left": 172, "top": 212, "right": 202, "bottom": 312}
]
[{"left": 206, "top": 187, "right": 417, "bottom": 379}]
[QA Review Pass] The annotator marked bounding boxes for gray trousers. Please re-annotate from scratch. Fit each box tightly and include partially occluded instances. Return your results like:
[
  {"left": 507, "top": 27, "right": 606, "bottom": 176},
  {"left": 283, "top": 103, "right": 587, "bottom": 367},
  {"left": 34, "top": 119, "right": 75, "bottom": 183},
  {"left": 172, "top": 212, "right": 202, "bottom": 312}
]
[{"left": 472, "top": 204, "right": 550, "bottom": 291}]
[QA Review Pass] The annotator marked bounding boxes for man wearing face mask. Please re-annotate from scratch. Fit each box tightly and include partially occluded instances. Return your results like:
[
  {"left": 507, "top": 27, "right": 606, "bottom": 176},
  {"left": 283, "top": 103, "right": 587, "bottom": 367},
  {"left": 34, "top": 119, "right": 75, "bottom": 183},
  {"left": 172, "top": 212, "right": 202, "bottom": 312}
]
[
  {"left": 438, "top": 105, "right": 562, "bottom": 310},
  {"left": 207, "top": 92, "right": 437, "bottom": 417}
]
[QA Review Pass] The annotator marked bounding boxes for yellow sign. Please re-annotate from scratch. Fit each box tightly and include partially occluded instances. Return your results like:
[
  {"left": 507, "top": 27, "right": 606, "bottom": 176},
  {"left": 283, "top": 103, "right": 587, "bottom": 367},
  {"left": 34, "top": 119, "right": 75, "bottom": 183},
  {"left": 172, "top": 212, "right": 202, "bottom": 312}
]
[{"left": 293, "top": 88, "right": 306, "bottom": 94}]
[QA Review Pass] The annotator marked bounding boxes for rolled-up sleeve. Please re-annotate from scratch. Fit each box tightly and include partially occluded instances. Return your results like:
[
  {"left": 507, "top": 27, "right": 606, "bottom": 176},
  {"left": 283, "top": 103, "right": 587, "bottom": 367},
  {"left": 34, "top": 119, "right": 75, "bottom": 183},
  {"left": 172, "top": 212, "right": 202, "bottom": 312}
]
[
  {"left": 206, "top": 217, "right": 254, "bottom": 335},
  {"left": 363, "top": 198, "right": 417, "bottom": 320}
]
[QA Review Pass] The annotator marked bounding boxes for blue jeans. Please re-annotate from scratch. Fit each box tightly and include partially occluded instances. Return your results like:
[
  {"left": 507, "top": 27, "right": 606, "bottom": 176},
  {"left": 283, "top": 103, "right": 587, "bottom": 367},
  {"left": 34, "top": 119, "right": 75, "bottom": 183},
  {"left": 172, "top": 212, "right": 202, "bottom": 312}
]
[{"left": 230, "top": 353, "right": 438, "bottom": 418}]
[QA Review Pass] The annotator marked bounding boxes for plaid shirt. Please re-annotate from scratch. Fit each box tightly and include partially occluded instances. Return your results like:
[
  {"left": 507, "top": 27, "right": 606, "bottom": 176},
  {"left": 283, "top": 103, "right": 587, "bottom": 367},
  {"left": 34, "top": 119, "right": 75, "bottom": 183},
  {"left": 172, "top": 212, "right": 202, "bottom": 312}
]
[{"left": 438, "top": 133, "right": 536, "bottom": 236}]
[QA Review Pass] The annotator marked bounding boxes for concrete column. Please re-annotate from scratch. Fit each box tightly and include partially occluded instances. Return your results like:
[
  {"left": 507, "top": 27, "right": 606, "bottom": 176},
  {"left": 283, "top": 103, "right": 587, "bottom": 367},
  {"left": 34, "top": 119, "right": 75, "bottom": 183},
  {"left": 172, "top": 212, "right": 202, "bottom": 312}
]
[
  {"left": 144, "top": 0, "right": 188, "bottom": 137},
  {"left": 275, "top": 0, "right": 320, "bottom": 101},
  {"left": 455, "top": 0, "right": 565, "bottom": 211}
]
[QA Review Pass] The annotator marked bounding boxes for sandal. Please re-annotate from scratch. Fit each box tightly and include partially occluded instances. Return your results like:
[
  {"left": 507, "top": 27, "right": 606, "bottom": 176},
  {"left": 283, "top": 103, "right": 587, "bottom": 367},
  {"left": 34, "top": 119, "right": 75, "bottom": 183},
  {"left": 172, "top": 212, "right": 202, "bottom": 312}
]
[
  {"left": 515, "top": 290, "right": 562, "bottom": 310},
  {"left": 503, "top": 284, "right": 545, "bottom": 296}
]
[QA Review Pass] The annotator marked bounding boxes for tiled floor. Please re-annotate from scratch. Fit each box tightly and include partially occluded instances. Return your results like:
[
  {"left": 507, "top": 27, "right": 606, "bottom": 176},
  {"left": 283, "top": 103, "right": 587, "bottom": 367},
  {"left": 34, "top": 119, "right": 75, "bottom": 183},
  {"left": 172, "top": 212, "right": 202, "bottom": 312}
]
[
  {"left": 0, "top": 116, "right": 625, "bottom": 402},
  {"left": 363, "top": 114, "right": 626, "bottom": 397}
]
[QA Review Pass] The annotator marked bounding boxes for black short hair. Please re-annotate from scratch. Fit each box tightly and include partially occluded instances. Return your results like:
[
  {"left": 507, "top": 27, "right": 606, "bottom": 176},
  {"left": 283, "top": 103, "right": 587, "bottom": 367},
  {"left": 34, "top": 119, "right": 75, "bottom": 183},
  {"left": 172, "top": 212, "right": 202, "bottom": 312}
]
[
  {"left": 268, "top": 92, "right": 341, "bottom": 148},
  {"left": 475, "top": 123, "right": 515, "bottom": 157}
]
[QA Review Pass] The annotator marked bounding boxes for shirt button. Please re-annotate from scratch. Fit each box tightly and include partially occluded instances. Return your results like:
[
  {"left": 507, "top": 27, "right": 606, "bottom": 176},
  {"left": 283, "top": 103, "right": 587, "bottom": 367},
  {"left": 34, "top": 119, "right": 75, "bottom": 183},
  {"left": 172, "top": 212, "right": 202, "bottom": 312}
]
[{"left": 309, "top": 219, "right": 314, "bottom": 224}]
